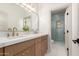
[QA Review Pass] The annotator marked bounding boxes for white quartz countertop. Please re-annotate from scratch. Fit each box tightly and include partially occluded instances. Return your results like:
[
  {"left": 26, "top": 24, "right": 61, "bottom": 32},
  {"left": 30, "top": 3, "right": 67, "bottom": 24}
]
[{"left": 0, "top": 33, "right": 48, "bottom": 48}]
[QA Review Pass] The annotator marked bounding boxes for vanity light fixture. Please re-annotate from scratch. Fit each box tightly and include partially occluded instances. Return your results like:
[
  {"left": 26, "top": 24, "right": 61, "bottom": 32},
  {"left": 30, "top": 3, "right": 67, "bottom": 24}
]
[{"left": 16, "top": 3, "right": 36, "bottom": 13}]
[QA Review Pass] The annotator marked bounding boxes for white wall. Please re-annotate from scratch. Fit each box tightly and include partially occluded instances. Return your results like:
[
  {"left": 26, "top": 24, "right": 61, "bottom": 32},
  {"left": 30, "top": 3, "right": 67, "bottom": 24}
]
[{"left": 39, "top": 4, "right": 51, "bottom": 34}]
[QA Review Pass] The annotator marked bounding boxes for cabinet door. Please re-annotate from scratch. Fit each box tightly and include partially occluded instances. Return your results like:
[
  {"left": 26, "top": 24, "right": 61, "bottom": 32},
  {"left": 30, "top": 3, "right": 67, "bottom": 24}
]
[
  {"left": 0, "top": 48, "right": 3, "bottom": 56},
  {"left": 42, "top": 39, "right": 48, "bottom": 56},
  {"left": 15, "top": 45, "right": 35, "bottom": 56},
  {"left": 35, "top": 37, "right": 42, "bottom": 56},
  {"left": 35, "top": 43, "right": 41, "bottom": 56},
  {"left": 41, "top": 36, "right": 48, "bottom": 56}
]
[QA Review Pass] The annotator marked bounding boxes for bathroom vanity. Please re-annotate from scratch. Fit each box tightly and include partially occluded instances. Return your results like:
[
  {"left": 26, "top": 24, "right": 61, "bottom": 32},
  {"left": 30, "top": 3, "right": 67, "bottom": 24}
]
[
  {"left": 0, "top": 4, "right": 47, "bottom": 56},
  {"left": 0, "top": 33, "right": 48, "bottom": 56}
]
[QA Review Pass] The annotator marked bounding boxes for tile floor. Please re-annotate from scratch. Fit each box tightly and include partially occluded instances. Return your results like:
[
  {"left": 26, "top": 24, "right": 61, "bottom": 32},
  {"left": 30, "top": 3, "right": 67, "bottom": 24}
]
[{"left": 46, "top": 41, "right": 67, "bottom": 56}]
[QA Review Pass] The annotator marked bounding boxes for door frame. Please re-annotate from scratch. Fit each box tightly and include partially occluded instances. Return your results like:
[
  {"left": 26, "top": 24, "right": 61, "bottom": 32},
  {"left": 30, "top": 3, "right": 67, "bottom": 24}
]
[{"left": 49, "top": 7, "right": 69, "bottom": 55}]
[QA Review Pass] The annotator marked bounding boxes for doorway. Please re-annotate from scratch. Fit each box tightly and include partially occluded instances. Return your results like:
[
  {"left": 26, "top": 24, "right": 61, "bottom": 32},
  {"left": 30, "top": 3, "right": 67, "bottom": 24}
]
[
  {"left": 51, "top": 10, "right": 65, "bottom": 43},
  {"left": 50, "top": 9, "right": 67, "bottom": 56}
]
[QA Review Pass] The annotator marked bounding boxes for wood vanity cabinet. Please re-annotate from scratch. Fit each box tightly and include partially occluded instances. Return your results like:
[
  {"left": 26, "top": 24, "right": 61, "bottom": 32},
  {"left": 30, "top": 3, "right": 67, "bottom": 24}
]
[{"left": 0, "top": 35, "right": 48, "bottom": 56}]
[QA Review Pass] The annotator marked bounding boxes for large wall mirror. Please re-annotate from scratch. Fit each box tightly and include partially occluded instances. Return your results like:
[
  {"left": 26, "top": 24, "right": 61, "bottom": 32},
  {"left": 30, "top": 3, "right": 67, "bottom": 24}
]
[{"left": 0, "top": 3, "right": 39, "bottom": 32}]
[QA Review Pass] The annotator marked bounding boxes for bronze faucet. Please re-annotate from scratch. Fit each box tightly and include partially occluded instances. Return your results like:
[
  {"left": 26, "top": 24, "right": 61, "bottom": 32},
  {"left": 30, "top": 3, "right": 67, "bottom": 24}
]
[
  {"left": 7, "top": 28, "right": 12, "bottom": 37},
  {"left": 7, "top": 27, "right": 18, "bottom": 37}
]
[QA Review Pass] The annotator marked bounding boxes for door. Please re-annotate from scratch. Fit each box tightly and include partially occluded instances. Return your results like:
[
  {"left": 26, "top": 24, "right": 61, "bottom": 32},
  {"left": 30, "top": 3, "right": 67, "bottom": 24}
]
[
  {"left": 71, "top": 4, "right": 79, "bottom": 56},
  {"left": 65, "top": 4, "right": 79, "bottom": 56},
  {"left": 65, "top": 6, "right": 72, "bottom": 56}
]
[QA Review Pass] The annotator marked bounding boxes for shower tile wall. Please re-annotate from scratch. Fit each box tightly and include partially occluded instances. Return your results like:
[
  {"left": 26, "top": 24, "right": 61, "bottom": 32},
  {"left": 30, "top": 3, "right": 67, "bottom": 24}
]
[{"left": 51, "top": 12, "right": 65, "bottom": 43}]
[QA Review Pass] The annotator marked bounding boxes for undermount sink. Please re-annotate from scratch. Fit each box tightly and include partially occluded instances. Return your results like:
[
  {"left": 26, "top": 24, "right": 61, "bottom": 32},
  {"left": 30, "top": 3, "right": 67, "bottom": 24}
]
[
  {"left": 0, "top": 33, "right": 36, "bottom": 40},
  {"left": 0, "top": 35, "right": 19, "bottom": 40}
]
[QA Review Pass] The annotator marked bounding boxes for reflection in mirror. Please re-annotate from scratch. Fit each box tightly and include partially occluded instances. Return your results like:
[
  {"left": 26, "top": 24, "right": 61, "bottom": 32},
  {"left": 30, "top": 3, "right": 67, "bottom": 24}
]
[
  {"left": 0, "top": 11, "right": 8, "bottom": 31},
  {"left": 22, "top": 16, "right": 31, "bottom": 32},
  {"left": 0, "top": 3, "right": 39, "bottom": 34}
]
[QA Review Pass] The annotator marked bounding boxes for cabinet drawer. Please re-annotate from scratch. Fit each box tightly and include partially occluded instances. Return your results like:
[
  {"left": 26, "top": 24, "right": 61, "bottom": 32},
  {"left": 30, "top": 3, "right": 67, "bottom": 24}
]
[
  {"left": 5, "top": 39, "right": 34, "bottom": 56},
  {"left": 15, "top": 46, "right": 35, "bottom": 56}
]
